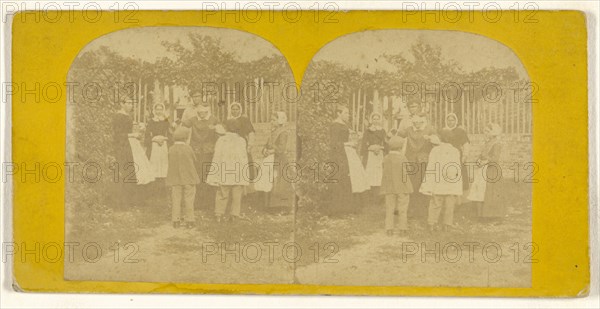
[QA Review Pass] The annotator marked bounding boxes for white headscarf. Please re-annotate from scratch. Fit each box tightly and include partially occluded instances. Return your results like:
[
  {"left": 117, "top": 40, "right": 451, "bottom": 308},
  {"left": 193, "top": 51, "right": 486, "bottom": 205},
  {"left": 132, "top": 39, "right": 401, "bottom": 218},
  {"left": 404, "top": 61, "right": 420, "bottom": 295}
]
[
  {"left": 369, "top": 112, "right": 383, "bottom": 131},
  {"left": 152, "top": 103, "right": 166, "bottom": 121},
  {"left": 444, "top": 113, "right": 458, "bottom": 130},
  {"left": 228, "top": 102, "right": 243, "bottom": 120}
]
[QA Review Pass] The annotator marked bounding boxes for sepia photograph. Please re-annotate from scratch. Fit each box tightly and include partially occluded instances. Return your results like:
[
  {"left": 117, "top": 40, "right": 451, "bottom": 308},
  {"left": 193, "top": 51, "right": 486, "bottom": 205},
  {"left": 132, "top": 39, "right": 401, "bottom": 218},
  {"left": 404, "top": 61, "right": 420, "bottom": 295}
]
[
  {"left": 294, "top": 30, "right": 533, "bottom": 287},
  {"left": 64, "top": 28, "right": 534, "bottom": 287},
  {"left": 64, "top": 27, "right": 298, "bottom": 284}
]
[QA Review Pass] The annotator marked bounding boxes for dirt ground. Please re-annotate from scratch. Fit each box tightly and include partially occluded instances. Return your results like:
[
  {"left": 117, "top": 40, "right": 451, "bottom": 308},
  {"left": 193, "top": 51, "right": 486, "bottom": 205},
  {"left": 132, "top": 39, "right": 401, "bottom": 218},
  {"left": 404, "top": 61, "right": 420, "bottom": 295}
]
[
  {"left": 294, "top": 180, "right": 532, "bottom": 287},
  {"left": 65, "top": 180, "right": 531, "bottom": 288}
]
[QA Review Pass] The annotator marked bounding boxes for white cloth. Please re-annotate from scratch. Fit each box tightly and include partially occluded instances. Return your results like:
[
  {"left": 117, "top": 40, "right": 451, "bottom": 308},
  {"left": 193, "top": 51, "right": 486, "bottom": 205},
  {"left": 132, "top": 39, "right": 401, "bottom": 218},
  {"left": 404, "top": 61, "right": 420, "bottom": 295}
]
[
  {"left": 206, "top": 133, "right": 249, "bottom": 186},
  {"left": 254, "top": 154, "right": 275, "bottom": 192},
  {"left": 128, "top": 137, "right": 156, "bottom": 185},
  {"left": 149, "top": 142, "right": 168, "bottom": 178},
  {"left": 419, "top": 143, "right": 463, "bottom": 196},
  {"left": 365, "top": 151, "right": 383, "bottom": 187},
  {"left": 467, "top": 166, "right": 487, "bottom": 202},
  {"left": 345, "top": 145, "right": 371, "bottom": 193}
]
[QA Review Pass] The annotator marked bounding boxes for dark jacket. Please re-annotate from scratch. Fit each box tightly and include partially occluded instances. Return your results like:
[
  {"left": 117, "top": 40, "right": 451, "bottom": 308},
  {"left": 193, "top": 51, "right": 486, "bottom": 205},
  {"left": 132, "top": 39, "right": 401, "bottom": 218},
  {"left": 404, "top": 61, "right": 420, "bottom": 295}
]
[
  {"left": 166, "top": 143, "right": 201, "bottom": 186},
  {"left": 380, "top": 152, "right": 414, "bottom": 195},
  {"left": 183, "top": 115, "right": 218, "bottom": 155}
]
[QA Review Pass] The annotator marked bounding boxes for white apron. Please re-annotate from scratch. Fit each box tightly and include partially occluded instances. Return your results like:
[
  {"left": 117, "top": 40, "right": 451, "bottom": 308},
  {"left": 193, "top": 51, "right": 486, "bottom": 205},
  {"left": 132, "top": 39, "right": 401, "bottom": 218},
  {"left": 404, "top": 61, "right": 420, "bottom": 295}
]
[
  {"left": 254, "top": 154, "right": 275, "bottom": 192},
  {"left": 345, "top": 146, "right": 371, "bottom": 193},
  {"left": 467, "top": 166, "right": 487, "bottom": 202},
  {"left": 128, "top": 137, "right": 156, "bottom": 185},
  {"left": 149, "top": 142, "right": 169, "bottom": 178},
  {"left": 365, "top": 151, "right": 383, "bottom": 187}
]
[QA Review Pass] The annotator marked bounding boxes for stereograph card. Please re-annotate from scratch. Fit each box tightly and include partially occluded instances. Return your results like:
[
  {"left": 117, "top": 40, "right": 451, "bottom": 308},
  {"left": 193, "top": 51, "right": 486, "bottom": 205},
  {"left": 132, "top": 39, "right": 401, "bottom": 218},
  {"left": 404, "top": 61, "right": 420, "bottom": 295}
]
[{"left": 9, "top": 9, "right": 589, "bottom": 297}]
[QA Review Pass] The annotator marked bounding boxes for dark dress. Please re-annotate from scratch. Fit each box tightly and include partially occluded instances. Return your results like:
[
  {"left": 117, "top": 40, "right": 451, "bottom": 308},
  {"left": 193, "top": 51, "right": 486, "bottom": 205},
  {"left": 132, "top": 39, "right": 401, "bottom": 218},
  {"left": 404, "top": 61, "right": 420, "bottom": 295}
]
[
  {"left": 399, "top": 124, "right": 436, "bottom": 217},
  {"left": 144, "top": 118, "right": 171, "bottom": 157},
  {"left": 263, "top": 126, "right": 291, "bottom": 208},
  {"left": 112, "top": 112, "right": 137, "bottom": 206},
  {"left": 442, "top": 126, "right": 470, "bottom": 190},
  {"left": 360, "top": 128, "right": 387, "bottom": 166},
  {"left": 326, "top": 121, "right": 353, "bottom": 215},
  {"left": 225, "top": 116, "right": 255, "bottom": 143},
  {"left": 183, "top": 115, "right": 219, "bottom": 210},
  {"left": 112, "top": 112, "right": 135, "bottom": 182},
  {"left": 265, "top": 126, "right": 289, "bottom": 169}
]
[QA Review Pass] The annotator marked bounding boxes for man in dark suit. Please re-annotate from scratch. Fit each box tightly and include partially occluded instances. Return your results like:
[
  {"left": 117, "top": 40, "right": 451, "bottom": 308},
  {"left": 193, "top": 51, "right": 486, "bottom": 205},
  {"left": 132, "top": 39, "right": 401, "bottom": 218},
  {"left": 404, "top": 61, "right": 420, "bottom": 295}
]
[{"left": 182, "top": 104, "right": 219, "bottom": 212}]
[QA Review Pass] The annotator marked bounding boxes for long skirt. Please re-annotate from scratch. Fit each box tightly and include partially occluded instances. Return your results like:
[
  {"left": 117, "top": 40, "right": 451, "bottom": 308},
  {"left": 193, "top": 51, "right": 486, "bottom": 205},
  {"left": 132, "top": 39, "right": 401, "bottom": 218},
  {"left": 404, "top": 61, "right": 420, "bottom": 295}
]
[
  {"left": 128, "top": 137, "right": 156, "bottom": 185},
  {"left": 326, "top": 152, "right": 354, "bottom": 216},
  {"left": 365, "top": 151, "right": 383, "bottom": 187},
  {"left": 149, "top": 142, "right": 169, "bottom": 178}
]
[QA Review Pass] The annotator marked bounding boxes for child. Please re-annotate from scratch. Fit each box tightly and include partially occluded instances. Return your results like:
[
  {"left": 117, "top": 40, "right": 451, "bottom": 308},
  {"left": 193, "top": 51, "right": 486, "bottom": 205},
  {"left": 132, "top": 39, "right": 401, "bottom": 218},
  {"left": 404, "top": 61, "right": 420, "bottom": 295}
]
[
  {"left": 165, "top": 126, "right": 200, "bottom": 229},
  {"left": 206, "top": 124, "right": 249, "bottom": 222},
  {"left": 420, "top": 131, "right": 463, "bottom": 232},
  {"left": 380, "top": 136, "right": 414, "bottom": 236}
]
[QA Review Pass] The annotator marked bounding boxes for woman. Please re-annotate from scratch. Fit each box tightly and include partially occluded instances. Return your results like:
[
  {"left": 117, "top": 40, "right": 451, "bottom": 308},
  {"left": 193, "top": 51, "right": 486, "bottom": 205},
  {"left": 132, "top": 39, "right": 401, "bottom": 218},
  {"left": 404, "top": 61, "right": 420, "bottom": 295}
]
[
  {"left": 225, "top": 102, "right": 256, "bottom": 180},
  {"left": 111, "top": 100, "right": 139, "bottom": 207},
  {"left": 361, "top": 113, "right": 387, "bottom": 195},
  {"left": 260, "top": 111, "right": 292, "bottom": 209},
  {"left": 442, "top": 113, "right": 470, "bottom": 191},
  {"left": 225, "top": 102, "right": 255, "bottom": 143},
  {"left": 326, "top": 105, "right": 354, "bottom": 215},
  {"left": 467, "top": 123, "right": 504, "bottom": 221},
  {"left": 145, "top": 103, "right": 170, "bottom": 179}
]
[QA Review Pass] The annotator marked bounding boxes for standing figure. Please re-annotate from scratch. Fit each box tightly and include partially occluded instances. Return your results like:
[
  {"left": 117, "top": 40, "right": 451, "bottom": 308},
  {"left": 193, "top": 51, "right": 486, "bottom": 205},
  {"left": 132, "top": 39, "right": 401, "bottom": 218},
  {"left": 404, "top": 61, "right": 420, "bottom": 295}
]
[
  {"left": 261, "top": 111, "right": 292, "bottom": 209},
  {"left": 207, "top": 124, "right": 249, "bottom": 222},
  {"left": 183, "top": 104, "right": 219, "bottom": 212},
  {"left": 326, "top": 105, "right": 354, "bottom": 216},
  {"left": 225, "top": 102, "right": 255, "bottom": 144},
  {"left": 441, "top": 113, "right": 470, "bottom": 191},
  {"left": 398, "top": 114, "right": 437, "bottom": 219},
  {"left": 380, "top": 136, "right": 413, "bottom": 236},
  {"left": 181, "top": 88, "right": 202, "bottom": 124},
  {"left": 111, "top": 100, "right": 139, "bottom": 207},
  {"left": 166, "top": 126, "right": 200, "bottom": 229},
  {"left": 225, "top": 102, "right": 256, "bottom": 180},
  {"left": 396, "top": 101, "right": 422, "bottom": 136},
  {"left": 420, "top": 132, "right": 463, "bottom": 232},
  {"left": 467, "top": 123, "right": 505, "bottom": 221},
  {"left": 361, "top": 113, "right": 387, "bottom": 198},
  {"left": 145, "top": 103, "right": 170, "bottom": 181}
]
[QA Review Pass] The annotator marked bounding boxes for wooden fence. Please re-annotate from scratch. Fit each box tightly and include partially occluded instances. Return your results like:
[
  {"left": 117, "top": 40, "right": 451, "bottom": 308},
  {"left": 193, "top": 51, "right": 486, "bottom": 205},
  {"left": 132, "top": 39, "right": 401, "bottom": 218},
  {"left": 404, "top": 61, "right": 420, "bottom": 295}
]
[
  {"left": 131, "top": 78, "right": 296, "bottom": 125},
  {"left": 349, "top": 87, "right": 532, "bottom": 136}
]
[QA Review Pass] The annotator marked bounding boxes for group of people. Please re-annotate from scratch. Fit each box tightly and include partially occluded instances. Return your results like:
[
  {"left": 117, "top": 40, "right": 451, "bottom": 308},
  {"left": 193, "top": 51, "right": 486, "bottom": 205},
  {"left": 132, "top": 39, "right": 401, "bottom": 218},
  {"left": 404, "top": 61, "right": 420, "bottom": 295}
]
[
  {"left": 326, "top": 102, "right": 505, "bottom": 236},
  {"left": 111, "top": 98, "right": 291, "bottom": 229}
]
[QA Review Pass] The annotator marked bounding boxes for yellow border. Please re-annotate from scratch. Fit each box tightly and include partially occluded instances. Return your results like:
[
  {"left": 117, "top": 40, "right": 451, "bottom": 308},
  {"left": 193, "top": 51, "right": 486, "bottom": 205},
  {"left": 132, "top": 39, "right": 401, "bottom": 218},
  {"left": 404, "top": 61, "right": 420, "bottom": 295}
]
[{"left": 12, "top": 10, "right": 589, "bottom": 296}]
